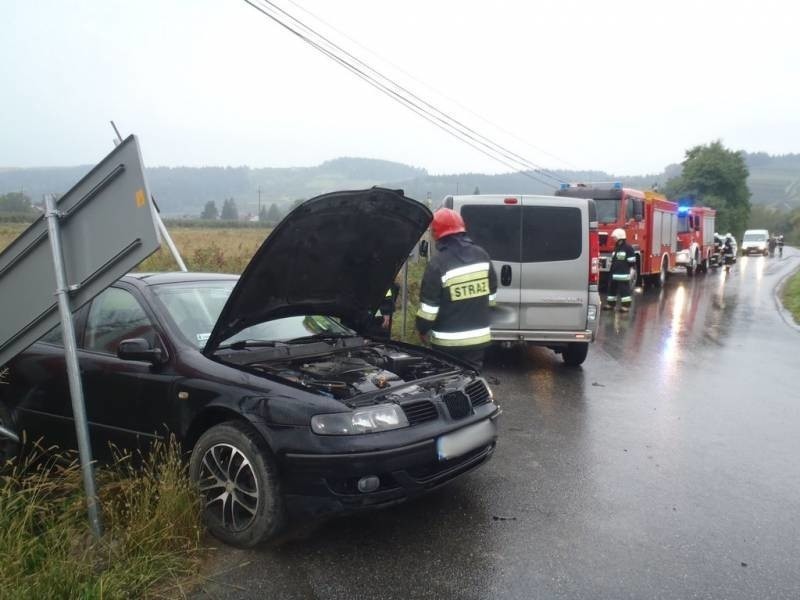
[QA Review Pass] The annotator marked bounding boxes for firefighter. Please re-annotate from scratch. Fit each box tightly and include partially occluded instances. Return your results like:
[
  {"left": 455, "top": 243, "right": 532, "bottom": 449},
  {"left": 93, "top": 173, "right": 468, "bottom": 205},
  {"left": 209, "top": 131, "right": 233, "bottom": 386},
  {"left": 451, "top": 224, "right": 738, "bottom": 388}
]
[
  {"left": 605, "top": 228, "right": 636, "bottom": 312},
  {"left": 415, "top": 208, "right": 498, "bottom": 370}
]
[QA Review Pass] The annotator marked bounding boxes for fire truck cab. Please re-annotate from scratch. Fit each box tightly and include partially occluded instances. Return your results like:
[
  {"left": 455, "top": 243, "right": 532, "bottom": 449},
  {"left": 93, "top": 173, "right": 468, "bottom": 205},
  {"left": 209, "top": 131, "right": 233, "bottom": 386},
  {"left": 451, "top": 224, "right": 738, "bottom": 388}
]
[
  {"left": 555, "top": 183, "right": 678, "bottom": 288},
  {"left": 675, "top": 205, "right": 716, "bottom": 275}
]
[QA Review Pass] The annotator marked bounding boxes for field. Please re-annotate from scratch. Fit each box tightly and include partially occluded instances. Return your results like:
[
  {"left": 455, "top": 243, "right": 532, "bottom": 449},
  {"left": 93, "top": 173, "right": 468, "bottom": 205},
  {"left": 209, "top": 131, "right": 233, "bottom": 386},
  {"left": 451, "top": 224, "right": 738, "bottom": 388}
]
[{"left": 0, "top": 224, "right": 427, "bottom": 343}]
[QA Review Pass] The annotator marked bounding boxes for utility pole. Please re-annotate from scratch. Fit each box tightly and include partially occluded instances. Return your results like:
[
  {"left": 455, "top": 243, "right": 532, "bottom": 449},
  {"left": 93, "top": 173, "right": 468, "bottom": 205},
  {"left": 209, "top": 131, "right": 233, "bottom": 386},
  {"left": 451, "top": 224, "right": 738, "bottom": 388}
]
[{"left": 258, "top": 186, "right": 262, "bottom": 219}]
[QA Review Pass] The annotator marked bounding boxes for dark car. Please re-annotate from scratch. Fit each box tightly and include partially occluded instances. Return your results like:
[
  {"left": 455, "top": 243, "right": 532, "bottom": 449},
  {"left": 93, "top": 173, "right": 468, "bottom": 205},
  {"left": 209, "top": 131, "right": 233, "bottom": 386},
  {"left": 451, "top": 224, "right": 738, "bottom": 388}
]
[{"left": 0, "top": 188, "right": 500, "bottom": 548}]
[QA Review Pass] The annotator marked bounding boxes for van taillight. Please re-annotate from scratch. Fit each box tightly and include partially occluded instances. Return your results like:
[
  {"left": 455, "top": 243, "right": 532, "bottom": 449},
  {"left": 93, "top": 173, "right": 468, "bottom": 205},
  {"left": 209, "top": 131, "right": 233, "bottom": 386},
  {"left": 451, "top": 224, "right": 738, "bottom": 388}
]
[{"left": 589, "top": 229, "right": 599, "bottom": 286}]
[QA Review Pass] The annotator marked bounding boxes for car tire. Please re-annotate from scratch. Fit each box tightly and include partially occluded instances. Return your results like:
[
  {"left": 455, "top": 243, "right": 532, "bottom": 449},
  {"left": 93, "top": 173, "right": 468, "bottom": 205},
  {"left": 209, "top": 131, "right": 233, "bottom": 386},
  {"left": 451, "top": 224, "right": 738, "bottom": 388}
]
[
  {"left": 0, "top": 402, "right": 19, "bottom": 467},
  {"left": 189, "top": 421, "right": 285, "bottom": 548},
  {"left": 562, "top": 342, "right": 589, "bottom": 367},
  {"left": 655, "top": 258, "right": 668, "bottom": 288}
]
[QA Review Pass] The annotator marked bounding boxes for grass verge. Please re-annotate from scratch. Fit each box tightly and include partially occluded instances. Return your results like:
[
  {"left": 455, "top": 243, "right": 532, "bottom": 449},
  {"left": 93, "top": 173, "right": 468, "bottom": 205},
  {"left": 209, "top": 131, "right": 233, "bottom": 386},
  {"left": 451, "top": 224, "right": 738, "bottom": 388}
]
[
  {"left": 781, "top": 268, "right": 800, "bottom": 325},
  {"left": 0, "top": 439, "right": 202, "bottom": 599}
]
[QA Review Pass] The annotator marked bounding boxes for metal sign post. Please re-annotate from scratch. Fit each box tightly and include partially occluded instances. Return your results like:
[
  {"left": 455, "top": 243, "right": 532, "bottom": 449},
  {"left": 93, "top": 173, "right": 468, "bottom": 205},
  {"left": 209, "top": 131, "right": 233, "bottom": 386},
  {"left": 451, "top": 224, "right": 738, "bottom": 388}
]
[
  {"left": 110, "top": 121, "right": 187, "bottom": 272},
  {"left": 44, "top": 194, "right": 102, "bottom": 537}
]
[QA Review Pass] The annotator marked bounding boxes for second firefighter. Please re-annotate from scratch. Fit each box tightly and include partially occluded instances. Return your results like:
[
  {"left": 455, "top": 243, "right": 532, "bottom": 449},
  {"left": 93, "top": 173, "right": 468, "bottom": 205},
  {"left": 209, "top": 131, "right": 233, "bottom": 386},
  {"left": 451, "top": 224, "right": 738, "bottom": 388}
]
[{"left": 605, "top": 227, "right": 636, "bottom": 312}]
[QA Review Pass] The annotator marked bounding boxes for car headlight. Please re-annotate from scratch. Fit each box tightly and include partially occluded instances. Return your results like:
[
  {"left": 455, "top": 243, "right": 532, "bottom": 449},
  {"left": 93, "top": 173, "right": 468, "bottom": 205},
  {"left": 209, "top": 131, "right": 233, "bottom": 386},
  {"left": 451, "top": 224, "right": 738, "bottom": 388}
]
[{"left": 311, "top": 403, "right": 409, "bottom": 435}]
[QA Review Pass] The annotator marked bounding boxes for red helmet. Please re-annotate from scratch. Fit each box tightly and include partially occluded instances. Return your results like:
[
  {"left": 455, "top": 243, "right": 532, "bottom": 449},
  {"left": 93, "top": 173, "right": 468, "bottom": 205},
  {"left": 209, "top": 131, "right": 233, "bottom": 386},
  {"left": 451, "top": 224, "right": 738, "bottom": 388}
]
[{"left": 431, "top": 208, "right": 466, "bottom": 240}]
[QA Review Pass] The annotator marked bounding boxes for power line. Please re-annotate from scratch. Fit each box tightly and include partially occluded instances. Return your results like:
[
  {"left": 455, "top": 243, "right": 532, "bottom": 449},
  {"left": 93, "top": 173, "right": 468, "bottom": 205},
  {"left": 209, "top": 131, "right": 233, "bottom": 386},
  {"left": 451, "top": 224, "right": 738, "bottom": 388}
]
[
  {"left": 281, "top": 0, "right": 579, "bottom": 171},
  {"left": 243, "top": 0, "right": 565, "bottom": 187},
  {"left": 254, "top": 0, "right": 565, "bottom": 184}
]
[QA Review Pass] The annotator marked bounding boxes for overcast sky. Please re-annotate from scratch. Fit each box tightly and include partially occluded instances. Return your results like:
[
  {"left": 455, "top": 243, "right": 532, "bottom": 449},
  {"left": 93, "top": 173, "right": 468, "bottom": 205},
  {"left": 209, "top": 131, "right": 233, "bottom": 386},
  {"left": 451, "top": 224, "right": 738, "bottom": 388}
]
[{"left": 1, "top": 0, "right": 798, "bottom": 175}]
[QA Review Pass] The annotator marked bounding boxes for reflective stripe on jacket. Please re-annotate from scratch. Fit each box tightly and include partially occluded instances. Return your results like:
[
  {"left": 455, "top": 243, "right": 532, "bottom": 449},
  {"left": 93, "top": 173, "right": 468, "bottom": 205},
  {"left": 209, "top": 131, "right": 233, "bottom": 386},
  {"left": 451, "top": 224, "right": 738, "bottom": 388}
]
[
  {"left": 415, "top": 233, "right": 498, "bottom": 348},
  {"left": 609, "top": 241, "right": 636, "bottom": 281}
]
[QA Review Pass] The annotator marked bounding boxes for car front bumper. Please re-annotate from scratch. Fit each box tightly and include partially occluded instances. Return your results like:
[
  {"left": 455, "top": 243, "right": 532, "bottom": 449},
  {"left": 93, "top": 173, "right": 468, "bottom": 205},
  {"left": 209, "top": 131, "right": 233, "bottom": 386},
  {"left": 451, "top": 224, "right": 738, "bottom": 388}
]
[{"left": 278, "top": 412, "right": 499, "bottom": 517}]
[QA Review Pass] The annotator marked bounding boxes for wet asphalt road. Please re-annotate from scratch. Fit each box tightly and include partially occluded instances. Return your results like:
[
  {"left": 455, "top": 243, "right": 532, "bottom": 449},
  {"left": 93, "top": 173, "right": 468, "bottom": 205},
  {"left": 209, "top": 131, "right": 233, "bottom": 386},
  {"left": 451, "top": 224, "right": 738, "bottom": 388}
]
[{"left": 198, "top": 249, "right": 800, "bottom": 600}]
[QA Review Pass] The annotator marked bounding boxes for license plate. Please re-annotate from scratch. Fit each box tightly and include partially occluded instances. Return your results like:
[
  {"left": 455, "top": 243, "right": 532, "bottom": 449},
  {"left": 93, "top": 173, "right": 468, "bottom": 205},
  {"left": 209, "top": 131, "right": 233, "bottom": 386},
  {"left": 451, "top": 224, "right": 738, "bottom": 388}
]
[{"left": 436, "top": 419, "right": 496, "bottom": 461}]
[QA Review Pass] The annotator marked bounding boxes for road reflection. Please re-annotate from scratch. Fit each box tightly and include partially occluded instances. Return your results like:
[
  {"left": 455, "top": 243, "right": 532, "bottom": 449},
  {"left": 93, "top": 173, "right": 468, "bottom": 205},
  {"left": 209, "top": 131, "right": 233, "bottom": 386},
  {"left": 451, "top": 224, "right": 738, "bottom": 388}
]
[{"left": 597, "top": 267, "right": 741, "bottom": 373}]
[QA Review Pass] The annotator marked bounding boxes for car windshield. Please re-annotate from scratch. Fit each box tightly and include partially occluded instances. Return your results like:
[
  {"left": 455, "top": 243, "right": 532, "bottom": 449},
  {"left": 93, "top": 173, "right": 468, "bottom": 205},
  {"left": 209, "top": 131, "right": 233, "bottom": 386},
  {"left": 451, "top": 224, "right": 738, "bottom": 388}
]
[
  {"left": 151, "top": 281, "right": 353, "bottom": 348},
  {"left": 743, "top": 233, "right": 767, "bottom": 242},
  {"left": 594, "top": 199, "right": 620, "bottom": 224}
]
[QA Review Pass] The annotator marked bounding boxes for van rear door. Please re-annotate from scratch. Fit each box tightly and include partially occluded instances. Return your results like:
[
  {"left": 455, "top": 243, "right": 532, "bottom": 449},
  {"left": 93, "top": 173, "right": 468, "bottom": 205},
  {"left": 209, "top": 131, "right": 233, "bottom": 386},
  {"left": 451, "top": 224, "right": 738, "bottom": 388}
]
[
  {"left": 518, "top": 196, "right": 588, "bottom": 331},
  {"left": 454, "top": 196, "right": 522, "bottom": 331}
]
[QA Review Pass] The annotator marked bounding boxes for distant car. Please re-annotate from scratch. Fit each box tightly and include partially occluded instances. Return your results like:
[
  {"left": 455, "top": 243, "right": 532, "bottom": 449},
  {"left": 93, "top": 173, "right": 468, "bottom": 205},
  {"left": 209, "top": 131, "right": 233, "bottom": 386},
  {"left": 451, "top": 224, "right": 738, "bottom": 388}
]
[
  {"left": 741, "top": 229, "right": 769, "bottom": 256},
  {"left": 0, "top": 188, "right": 500, "bottom": 548}
]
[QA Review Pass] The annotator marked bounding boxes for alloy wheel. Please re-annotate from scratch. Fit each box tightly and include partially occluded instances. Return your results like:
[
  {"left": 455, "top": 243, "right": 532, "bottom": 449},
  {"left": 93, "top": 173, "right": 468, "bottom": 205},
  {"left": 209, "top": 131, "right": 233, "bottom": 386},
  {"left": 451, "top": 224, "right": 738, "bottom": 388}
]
[{"left": 198, "top": 443, "right": 260, "bottom": 532}]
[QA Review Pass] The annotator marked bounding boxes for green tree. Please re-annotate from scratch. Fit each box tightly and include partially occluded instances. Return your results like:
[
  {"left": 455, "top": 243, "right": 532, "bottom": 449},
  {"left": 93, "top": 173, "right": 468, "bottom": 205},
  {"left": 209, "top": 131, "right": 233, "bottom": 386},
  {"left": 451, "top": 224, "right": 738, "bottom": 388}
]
[
  {"left": 266, "top": 203, "right": 281, "bottom": 223},
  {"left": 200, "top": 200, "right": 218, "bottom": 220},
  {"left": 220, "top": 198, "right": 238, "bottom": 220},
  {"left": 0, "top": 192, "right": 35, "bottom": 213},
  {"left": 472, "top": 186, "right": 481, "bottom": 195},
  {"left": 665, "top": 140, "right": 751, "bottom": 238}
]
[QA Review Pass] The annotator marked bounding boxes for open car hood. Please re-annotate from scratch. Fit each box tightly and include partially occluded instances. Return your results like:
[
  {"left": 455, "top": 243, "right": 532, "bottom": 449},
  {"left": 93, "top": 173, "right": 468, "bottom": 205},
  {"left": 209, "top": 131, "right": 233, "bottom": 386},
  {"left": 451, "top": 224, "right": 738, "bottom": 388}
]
[{"left": 204, "top": 188, "right": 431, "bottom": 354}]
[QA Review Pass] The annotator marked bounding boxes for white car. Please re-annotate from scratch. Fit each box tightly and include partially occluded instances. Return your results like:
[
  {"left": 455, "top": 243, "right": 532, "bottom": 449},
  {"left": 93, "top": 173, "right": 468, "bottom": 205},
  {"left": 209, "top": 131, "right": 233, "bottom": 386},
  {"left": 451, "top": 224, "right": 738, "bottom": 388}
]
[{"left": 741, "top": 229, "right": 769, "bottom": 256}]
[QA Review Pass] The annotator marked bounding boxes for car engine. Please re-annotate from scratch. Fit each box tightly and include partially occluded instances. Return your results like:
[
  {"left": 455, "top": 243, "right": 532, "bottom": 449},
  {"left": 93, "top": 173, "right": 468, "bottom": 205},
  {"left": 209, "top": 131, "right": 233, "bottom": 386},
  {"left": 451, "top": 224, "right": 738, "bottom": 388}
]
[{"left": 246, "top": 342, "right": 458, "bottom": 402}]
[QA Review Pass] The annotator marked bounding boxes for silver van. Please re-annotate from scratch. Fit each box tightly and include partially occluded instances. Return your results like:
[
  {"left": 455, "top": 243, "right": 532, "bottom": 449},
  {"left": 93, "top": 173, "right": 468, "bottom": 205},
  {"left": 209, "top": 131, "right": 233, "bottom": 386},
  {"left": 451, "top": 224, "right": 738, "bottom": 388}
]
[{"left": 440, "top": 194, "right": 601, "bottom": 366}]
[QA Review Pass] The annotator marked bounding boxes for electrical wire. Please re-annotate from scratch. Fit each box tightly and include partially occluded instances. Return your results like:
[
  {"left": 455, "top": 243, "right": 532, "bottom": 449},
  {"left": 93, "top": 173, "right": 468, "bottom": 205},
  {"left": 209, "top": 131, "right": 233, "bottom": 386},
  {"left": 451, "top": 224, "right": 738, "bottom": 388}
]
[
  {"left": 281, "top": 0, "right": 579, "bottom": 171},
  {"left": 254, "top": 0, "right": 565, "bottom": 184},
  {"left": 243, "top": 0, "right": 566, "bottom": 186}
]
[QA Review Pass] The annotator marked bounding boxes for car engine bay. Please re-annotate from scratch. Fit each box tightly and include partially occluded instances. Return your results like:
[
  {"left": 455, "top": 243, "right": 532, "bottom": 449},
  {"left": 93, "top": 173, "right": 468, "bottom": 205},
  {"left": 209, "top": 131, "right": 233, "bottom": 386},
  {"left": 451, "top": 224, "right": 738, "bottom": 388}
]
[{"left": 227, "top": 341, "right": 462, "bottom": 403}]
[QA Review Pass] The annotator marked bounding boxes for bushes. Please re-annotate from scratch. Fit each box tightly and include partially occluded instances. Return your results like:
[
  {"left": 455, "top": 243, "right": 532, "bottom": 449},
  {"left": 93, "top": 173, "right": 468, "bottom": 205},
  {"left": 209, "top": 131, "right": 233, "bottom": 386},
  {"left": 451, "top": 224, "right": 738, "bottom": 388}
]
[{"left": 0, "top": 439, "right": 202, "bottom": 599}]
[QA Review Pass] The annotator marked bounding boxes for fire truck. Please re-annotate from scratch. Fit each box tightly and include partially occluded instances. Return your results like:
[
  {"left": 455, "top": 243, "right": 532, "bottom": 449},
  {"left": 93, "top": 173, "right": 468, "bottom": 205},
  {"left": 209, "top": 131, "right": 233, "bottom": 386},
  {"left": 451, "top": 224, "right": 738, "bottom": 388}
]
[
  {"left": 675, "top": 205, "right": 716, "bottom": 275},
  {"left": 555, "top": 183, "right": 678, "bottom": 288}
]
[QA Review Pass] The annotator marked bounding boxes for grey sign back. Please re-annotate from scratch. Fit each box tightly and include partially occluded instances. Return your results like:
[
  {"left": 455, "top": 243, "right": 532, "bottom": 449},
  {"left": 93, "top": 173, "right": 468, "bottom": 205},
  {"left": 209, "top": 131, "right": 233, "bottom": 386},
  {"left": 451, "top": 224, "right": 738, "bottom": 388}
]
[{"left": 0, "top": 135, "right": 161, "bottom": 367}]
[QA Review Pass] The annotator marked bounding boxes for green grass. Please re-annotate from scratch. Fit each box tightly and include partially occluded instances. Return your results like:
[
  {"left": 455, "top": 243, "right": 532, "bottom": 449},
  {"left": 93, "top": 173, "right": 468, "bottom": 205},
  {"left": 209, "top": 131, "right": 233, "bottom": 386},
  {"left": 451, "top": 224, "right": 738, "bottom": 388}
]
[
  {"left": 781, "top": 268, "right": 800, "bottom": 325},
  {"left": 391, "top": 261, "right": 426, "bottom": 345},
  {"left": 0, "top": 439, "right": 202, "bottom": 599}
]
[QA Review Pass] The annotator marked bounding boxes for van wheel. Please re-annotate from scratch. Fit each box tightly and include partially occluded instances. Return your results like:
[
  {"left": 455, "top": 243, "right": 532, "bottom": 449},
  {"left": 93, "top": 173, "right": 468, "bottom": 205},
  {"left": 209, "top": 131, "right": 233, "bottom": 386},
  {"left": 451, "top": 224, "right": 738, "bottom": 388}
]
[
  {"left": 562, "top": 342, "right": 589, "bottom": 367},
  {"left": 189, "top": 421, "right": 285, "bottom": 548}
]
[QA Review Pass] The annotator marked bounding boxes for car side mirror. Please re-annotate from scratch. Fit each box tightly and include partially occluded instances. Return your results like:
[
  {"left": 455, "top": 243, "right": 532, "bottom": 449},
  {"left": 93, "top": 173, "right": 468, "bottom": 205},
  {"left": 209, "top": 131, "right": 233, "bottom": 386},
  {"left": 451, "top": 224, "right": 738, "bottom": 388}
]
[
  {"left": 118, "top": 338, "right": 165, "bottom": 364},
  {"left": 419, "top": 240, "right": 429, "bottom": 258}
]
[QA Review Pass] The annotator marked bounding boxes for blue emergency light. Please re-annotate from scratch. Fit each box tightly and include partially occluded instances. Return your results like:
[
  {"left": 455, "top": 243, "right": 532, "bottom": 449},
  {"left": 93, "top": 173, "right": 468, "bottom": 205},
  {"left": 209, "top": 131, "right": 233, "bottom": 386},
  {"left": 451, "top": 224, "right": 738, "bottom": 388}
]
[
  {"left": 678, "top": 205, "right": 690, "bottom": 214},
  {"left": 560, "top": 183, "right": 570, "bottom": 189},
  {"left": 612, "top": 182, "right": 622, "bottom": 189}
]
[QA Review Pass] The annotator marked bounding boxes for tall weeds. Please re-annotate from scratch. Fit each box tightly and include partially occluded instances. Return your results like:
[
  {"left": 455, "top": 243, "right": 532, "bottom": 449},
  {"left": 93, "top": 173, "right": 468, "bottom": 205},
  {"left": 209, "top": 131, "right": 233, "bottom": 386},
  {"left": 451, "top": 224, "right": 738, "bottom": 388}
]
[{"left": 0, "top": 439, "right": 202, "bottom": 599}]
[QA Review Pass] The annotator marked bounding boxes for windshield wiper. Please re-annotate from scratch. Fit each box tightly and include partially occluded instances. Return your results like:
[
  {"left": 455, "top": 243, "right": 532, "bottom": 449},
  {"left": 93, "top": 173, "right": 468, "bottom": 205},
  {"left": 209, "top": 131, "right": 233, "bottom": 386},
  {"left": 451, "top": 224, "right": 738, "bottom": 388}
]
[
  {"left": 284, "top": 332, "right": 358, "bottom": 344},
  {"left": 219, "top": 340, "right": 286, "bottom": 351}
]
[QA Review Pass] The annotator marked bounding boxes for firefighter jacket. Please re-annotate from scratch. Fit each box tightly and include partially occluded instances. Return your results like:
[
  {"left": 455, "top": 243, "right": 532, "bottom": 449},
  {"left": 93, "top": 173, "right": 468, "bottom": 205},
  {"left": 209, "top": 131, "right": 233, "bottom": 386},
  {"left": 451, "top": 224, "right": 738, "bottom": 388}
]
[
  {"left": 609, "top": 240, "right": 636, "bottom": 280},
  {"left": 415, "top": 233, "right": 498, "bottom": 348},
  {"left": 376, "top": 283, "right": 399, "bottom": 317}
]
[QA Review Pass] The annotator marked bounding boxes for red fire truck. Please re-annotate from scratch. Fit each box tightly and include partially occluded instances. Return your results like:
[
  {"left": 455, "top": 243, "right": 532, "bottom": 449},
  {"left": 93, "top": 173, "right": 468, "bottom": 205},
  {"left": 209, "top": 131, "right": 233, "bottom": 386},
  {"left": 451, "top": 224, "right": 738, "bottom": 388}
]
[
  {"left": 555, "top": 183, "right": 678, "bottom": 287},
  {"left": 675, "top": 205, "right": 716, "bottom": 275}
]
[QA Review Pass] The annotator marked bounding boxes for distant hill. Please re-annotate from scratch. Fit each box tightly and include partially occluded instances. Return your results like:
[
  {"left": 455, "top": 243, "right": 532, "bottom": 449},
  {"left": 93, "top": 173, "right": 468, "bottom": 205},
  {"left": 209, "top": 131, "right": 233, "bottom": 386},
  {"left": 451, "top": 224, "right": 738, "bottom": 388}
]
[{"left": 1, "top": 153, "right": 797, "bottom": 216}]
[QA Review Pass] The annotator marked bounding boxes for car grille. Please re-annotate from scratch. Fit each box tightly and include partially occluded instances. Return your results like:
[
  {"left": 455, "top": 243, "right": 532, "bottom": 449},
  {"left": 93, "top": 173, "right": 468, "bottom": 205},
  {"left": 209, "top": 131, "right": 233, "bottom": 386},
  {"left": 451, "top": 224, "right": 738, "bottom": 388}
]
[
  {"left": 402, "top": 400, "right": 438, "bottom": 426},
  {"left": 466, "top": 380, "right": 491, "bottom": 408},
  {"left": 443, "top": 391, "right": 472, "bottom": 420}
]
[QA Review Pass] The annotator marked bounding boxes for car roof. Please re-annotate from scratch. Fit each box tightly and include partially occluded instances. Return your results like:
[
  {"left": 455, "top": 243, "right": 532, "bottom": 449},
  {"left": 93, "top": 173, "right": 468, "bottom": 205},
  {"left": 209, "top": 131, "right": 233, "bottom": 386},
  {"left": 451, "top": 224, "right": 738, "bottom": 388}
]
[{"left": 123, "top": 272, "right": 238, "bottom": 287}]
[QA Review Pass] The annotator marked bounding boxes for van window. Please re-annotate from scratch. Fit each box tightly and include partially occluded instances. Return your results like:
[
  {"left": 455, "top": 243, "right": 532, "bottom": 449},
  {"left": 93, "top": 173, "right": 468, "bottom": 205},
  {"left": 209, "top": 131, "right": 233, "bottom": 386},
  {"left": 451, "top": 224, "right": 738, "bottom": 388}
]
[
  {"left": 521, "top": 206, "right": 582, "bottom": 263},
  {"left": 461, "top": 205, "right": 521, "bottom": 262}
]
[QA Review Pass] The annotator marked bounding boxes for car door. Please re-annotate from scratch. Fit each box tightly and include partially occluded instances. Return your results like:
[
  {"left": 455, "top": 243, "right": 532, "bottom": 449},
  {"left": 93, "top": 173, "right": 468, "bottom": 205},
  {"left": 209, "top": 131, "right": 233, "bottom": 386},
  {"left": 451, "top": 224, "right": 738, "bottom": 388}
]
[
  {"left": 518, "top": 196, "right": 589, "bottom": 331},
  {"left": 456, "top": 197, "right": 522, "bottom": 332},
  {"left": 4, "top": 316, "right": 87, "bottom": 452},
  {"left": 78, "top": 285, "right": 177, "bottom": 457}
]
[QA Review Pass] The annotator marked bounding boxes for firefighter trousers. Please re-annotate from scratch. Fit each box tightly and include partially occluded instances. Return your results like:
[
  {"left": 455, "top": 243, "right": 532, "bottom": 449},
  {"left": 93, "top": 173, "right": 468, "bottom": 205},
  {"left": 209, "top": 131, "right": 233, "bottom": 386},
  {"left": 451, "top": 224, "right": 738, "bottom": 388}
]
[{"left": 607, "top": 277, "right": 632, "bottom": 306}]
